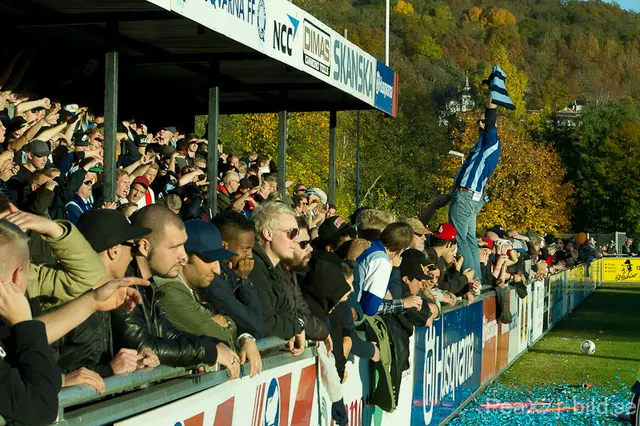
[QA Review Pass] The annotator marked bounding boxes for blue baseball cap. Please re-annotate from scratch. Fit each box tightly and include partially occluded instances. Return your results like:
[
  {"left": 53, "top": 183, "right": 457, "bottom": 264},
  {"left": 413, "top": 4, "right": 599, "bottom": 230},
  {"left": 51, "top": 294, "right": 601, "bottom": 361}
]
[{"left": 184, "top": 220, "right": 236, "bottom": 262}]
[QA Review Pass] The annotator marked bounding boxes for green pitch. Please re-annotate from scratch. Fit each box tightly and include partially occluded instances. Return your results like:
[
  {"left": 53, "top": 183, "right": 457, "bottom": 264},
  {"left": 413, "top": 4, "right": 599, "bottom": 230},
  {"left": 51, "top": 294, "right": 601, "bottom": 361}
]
[{"left": 499, "top": 283, "right": 640, "bottom": 388}]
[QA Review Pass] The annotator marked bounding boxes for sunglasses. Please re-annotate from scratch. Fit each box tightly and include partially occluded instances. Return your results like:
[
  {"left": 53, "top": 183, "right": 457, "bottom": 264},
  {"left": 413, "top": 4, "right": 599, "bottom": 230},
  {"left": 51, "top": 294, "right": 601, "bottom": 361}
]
[
  {"left": 83, "top": 180, "right": 94, "bottom": 186},
  {"left": 121, "top": 241, "right": 137, "bottom": 248},
  {"left": 95, "top": 137, "right": 104, "bottom": 142},
  {"left": 282, "top": 228, "right": 299, "bottom": 240},
  {"left": 299, "top": 240, "right": 311, "bottom": 249},
  {"left": 476, "top": 119, "right": 486, "bottom": 124}
]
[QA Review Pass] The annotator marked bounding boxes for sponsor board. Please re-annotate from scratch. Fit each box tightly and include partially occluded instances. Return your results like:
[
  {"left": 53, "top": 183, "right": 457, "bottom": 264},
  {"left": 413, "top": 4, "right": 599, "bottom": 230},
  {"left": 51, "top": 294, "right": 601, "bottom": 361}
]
[
  {"left": 481, "top": 297, "right": 498, "bottom": 383},
  {"left": 507, "top": 290, "right": 521, "bottom": 363},
  {"left": 302, "top": 19, "right": 331, "bottom": 76},
  {"left": 169, "top": 0, "right": 395, "bottom": 112},
  {"left": 517, "top": 285, "right": 532, "bottom": 354},
  {"left": 531, "top": 280, "right": 545, "bottom": 343},
  {"left": 412, "top": 302, "right": 482, "bottom": 425},
  {"left": 602, "top": 258, "right": 640, "bottom": 282},
  {"left": 116, "top": 358, "right": 317, "bottom": 426},
  {"left": 374, "top": 61, "right": 397, "bottom": 116}
]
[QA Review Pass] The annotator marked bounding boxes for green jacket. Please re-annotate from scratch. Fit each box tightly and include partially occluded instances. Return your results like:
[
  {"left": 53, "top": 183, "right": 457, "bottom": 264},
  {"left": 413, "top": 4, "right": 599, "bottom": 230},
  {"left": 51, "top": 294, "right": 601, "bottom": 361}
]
[
  {"left": 27, "top": 221, "right": 105, "bottom": 309},
  {"left": 155, "top": 276, "right": 236, "bottom": 348}
]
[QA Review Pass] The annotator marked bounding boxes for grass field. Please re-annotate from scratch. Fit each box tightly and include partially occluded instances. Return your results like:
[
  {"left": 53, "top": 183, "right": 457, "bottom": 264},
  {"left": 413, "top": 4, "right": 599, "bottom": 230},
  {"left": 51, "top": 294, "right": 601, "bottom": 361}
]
[{"left": 451, "top": 283, "right": 640, "bottom": 425}]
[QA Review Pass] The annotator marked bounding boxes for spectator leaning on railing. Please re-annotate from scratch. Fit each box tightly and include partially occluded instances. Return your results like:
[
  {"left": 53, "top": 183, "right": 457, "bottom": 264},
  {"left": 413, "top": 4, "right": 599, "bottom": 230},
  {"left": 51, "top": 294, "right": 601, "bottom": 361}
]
[{"left": 155, "top": 219, "right": 263, "bottom": 378}]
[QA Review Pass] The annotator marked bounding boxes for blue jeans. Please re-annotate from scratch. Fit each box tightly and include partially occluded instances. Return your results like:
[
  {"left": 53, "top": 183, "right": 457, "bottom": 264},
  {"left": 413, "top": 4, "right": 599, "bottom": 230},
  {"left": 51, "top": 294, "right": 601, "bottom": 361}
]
[{"left": 448, "top": 190, "right": 484, "bottom": 285}]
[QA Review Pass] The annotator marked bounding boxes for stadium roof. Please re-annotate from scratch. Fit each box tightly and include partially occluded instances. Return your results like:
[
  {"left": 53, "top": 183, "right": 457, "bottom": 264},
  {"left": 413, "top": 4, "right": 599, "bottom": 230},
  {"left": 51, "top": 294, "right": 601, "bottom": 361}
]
[{"left": 0, "top": 0, "right": 398, "bottom": 120}]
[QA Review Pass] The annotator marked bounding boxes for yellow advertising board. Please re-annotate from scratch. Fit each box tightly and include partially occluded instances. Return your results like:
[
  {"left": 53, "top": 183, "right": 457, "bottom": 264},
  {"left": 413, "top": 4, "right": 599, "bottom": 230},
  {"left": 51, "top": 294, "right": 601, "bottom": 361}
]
[{"left": 602, "top": 258, "right": 640, "bottom": 282}]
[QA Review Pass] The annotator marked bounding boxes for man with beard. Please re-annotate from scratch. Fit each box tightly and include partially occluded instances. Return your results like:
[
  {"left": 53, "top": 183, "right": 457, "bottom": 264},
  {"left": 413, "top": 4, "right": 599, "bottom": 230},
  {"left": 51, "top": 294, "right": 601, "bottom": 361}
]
[{"left": 281, "top": 216, "right": 328, "bottom": 341}]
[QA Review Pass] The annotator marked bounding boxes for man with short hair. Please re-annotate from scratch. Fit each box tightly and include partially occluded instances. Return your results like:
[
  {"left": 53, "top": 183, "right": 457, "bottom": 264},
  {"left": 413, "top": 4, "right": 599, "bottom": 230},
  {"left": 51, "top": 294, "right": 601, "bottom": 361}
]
[
  {"left": 115, "top": 169, "right": 130, "bottom": 205},
  {"left": 207, "top": 210, "right": 265, "bottom": 338},
  {"left": 292, "top": 194, "right": 308, "bottom": 216},
  {"left": 254, "top": 175, "right": 276, "bottom": 204},
  {"left": 155, "top": 220, "right": 263, "bottom": 377},
  {"left": 217, "top": 170, "right": 240, "bottom": 213},
  {"left": 249, "top": 202, "right": 306, "bottom": 353},
  {"left": 110, "top": 205, "right": 240, "bottom": 374},
  {"left": 358, "top": 222, "right": 417, "bottom": 316},
  {"left": 0, "top": 216, "right": 148, "bottom": 425},
  {"left": 281, "top": 216, "right": 329, "bottom": 341}
]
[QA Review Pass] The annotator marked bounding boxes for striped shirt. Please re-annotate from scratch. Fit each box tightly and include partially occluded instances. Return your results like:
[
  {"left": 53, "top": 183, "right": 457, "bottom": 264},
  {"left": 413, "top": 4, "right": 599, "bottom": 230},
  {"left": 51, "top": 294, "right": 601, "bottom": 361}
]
[{"left": 453, "top": 108, "right": 501, "bottom": 195}]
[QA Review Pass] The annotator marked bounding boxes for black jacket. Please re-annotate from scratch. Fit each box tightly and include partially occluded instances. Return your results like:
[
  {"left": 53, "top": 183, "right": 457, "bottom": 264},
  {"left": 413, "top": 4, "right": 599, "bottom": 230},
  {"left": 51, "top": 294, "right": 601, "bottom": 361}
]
[
  {"left": 52, "top": 311, "right": 115, "bottom": 377},
  {"left": 426, "top": 246, "right": 469, "bottom": 295},
  {"left": 110, "top": 279, "right": 221, "bottom": 367},
  {"left": 249, "top": 245, "right": 304, "bottom": 340},
  {"left": 282, "top": 266, "right": 329, "bottom": 341},
  {"left": 204, "top": 262, "right": 266, "bottom": 339},
  {"left": 0, "top": 320, "right": 62, "bottom": 426}
]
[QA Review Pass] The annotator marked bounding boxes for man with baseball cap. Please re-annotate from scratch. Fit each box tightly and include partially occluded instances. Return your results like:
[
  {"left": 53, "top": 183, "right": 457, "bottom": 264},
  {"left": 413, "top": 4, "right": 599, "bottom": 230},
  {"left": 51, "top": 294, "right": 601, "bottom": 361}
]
[
  {"left": 406, "top": 218, "right": 430, "bottom": 252},
  {"left": 156, "top": 219, "right": 262, "bottom": 378},
  {"left": 426, "top": 223, "right": 479, "bottom": 303},
  {"left": 127, "top": 176, "right": 149, "bottom": 205},
  {"left": 51, "top": 209, "right": 161, "bottom": 386},
  {"left": 108, "top": 205, "right": 241, "bottom": 377}
]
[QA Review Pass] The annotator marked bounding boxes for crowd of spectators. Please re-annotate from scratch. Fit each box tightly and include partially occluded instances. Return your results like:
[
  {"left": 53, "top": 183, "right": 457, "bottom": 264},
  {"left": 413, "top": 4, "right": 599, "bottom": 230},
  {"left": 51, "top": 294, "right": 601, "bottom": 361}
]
[{"left": 0, "top": 57, "right": 622, "bottom": 426}]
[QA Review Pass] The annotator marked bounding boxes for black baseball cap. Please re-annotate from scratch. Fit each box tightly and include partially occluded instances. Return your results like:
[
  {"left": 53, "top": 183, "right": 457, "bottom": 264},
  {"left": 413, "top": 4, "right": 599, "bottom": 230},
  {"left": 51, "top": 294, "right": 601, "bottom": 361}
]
[
  {"left": 400, "top": 249, "right": 433, "bottom": 281},
  {"left": 184, "top": 220, "right": 236, "bottom": 262},
  {"left": 77, "top": 209, "right": 151, "bottom": 253},
  {"left": 26, "top": 140, "right": 51, "bottom": 157},
  {"left": 74, "top": 132, "right": 91, "bottom": 146},
  {"left": 318, "top": 216, "right": 351, "bottom": 247}
]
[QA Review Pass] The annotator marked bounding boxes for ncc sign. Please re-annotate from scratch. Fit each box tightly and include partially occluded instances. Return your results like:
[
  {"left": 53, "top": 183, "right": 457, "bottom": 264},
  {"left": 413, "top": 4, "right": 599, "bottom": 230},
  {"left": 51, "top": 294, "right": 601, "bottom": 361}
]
[{"left": 165, "top": 0, "right": 398, "bottom": 116}]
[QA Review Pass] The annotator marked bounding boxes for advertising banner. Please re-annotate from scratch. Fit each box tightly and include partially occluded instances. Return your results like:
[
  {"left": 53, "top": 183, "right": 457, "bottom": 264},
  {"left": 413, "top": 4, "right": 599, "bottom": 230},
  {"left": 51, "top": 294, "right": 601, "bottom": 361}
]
[
  {"left": 602, "top": 258, "right": 640, "bottom": 282},
  {"left": 507, "top": 290, "right": 520, "bottom": 363},
  {"left": 167, "top": 0, "right": 397, "bottom": 114},
  {"left": 411, "top": 302, "right": 482, "bottom": 426},
  {"left": 531, "top": 280, "right": 545, "bottom": 343},
  {"left": 481, "top": 297, "right": 498, "bottom": 384},
  {"left": 374, "top": 61, "right": 398, "bottom": 116},
  {"left": 516, "top": 285, "right": 532, "bottom": 355},
  {"left": 116, "top": 357, "right": 317, "bottom": 426}
]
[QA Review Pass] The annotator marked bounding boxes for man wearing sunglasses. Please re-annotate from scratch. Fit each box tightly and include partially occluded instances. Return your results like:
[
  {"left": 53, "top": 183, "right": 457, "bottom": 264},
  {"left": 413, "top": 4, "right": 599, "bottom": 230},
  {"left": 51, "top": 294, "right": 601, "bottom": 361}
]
[
  {"left": 65, "top": 167, "right": 98, "bottom": 224},
  {"left": 281, "top": 216, "right": 329, "bottom": 342},
  {"left": 250, "top": 202, "right": 306, "bottom": 354}
]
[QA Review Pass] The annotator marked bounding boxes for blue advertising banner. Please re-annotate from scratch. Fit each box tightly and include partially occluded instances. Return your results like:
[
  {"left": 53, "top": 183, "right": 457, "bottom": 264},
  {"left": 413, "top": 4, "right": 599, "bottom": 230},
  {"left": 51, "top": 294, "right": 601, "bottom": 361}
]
[
  {"left": 411, "top": 302, "right": 483, "bottom": 425},
  {"left": 374, "top": 61, "right": 396, "bottom": 116}
]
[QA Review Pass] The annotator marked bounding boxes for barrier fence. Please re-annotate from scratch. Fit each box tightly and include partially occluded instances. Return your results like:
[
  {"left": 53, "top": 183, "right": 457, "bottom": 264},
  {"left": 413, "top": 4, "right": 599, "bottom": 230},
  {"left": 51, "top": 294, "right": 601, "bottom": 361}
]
[{"left": 0, "top": 260, "right": 606, "bottom": 426}]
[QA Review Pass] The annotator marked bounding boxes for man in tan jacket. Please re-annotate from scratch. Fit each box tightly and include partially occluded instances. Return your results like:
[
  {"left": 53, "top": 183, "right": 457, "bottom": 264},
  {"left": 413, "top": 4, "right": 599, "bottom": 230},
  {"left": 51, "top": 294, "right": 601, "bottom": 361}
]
[{"left": 0, "top": 201, "right": 105, "bottom": 309}]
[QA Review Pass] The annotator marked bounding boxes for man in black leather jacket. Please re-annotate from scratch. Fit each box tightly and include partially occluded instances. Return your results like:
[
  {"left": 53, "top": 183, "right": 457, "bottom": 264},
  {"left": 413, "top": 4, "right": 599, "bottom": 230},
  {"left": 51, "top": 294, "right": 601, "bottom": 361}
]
[{"left": 108, "top": 205, "right": 241, "bottom": 376}]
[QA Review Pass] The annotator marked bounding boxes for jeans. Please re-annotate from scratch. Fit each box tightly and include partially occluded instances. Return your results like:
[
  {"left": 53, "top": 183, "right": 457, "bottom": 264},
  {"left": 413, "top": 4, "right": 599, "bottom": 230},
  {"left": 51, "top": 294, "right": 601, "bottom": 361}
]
[{"left": 448, "top": 190, "right": 484, "bottom": 285}]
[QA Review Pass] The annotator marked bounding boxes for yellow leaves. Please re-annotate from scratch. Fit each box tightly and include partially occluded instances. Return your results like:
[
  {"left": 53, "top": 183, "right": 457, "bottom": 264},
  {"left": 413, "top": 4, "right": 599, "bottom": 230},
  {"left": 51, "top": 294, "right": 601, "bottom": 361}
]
[
  {"left": 486, "top": 8, "right": 517, "bottom": 27},
  {"left": 466, "top": 7, "right": 483, "bottom": 22},
  {"left": 394, "top": 0, "right": 414, "bottom": 15}
]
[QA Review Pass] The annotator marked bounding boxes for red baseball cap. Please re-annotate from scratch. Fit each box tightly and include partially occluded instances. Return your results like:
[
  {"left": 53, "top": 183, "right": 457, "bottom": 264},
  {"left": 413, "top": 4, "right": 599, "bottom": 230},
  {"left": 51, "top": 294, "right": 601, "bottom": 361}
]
[
  {"left": 131, "top": 176, "right": 150, "bottom": 190},
  {"left": 481, "top": 237, "right": 494, "bottom": 249},
  {"left": 433, "top": 223, "right": 457, "bottom": 241}
]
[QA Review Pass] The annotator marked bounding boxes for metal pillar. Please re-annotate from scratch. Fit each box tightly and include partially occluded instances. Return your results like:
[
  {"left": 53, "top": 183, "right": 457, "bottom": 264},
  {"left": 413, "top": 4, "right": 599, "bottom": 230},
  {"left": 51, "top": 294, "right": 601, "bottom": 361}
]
[
  {"left": 328, "top": 110, "right": 337, "bottom": 205},
  {"left": 385, "top": 0, "right": 390, "bottom": 65},
  {"left": 277, "top": 110, "right": 288, "bottom": 196},
  {"left": 103, "top": 52, "right": 118, "bottom": 203},
  {"left": 355, "top": 110, "right": 361, "bottom": 208},
  {"left": 207, "top": 61, "right": 220, "bottom": 216}
]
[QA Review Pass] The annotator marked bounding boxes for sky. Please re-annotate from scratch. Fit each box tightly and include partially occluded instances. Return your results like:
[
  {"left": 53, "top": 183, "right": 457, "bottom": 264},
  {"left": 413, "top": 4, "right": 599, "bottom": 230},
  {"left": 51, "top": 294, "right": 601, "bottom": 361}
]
[{"left": 605, "top": 0, "right": 639, "bottom": 12}]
